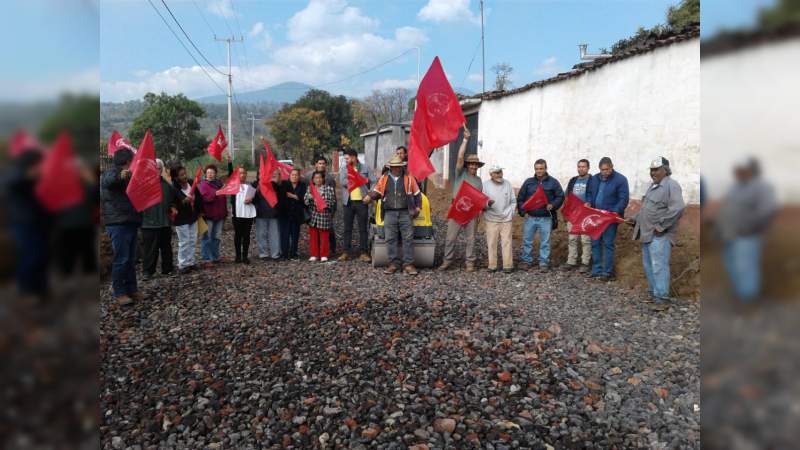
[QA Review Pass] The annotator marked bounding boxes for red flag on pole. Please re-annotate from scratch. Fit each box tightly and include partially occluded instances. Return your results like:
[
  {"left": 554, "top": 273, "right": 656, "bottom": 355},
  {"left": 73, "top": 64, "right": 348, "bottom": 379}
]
[
  {"left": 126, "top": 130, "right": 162, "bottom": 212},
  {"left": 34, "top": 132, "right": 85, "bottom": 212},
  {"left": 522, "top": 184, "right": 548, "bottom": 211},
  {"left": 258, "top": 153, "right": 278, "bottom": 207},
  {"left": 562, "top": 193, "right": 624, "bottom": 240},
  {"left": 276, "top": 160, "right": 293, "bottom": 181},
  {"left": 346, "top": 163, "right": 368, "bottom": 192},
  {"left": 107, "top": 130, "right": 135, "bottom": 156},
  {"left": 9, "top": 129, "right": 42, "bottom": 157},
  {"left": 447, "top": 181, "right": 489, "bottom": 225},
  {"left": 189, "top": 163, "right": 203, "bottom": 199},
  {"left": 309, "top": 183, "right": 328, "bottom": 212},
  {"left": 216, "top": 166, "right": 242, "bottom": 196},
  {"left": 408, "top": 56, "right": 466, "bottom": 181},
  {"left": 207, "top": 125, "right": 227, "bottom": 161}
]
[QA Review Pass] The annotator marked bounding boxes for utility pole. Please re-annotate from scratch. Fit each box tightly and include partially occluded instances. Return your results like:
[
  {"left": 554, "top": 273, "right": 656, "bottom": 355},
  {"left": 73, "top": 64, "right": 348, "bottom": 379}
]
[
  {"left": 480, "top": 0, "right": 485, "bottom": 95},
  {"left": 247, "top": 112, "right": 262, "bottom": 165},
  {"left": 214, "top": 35, "right": 244, "bottom": 161}
]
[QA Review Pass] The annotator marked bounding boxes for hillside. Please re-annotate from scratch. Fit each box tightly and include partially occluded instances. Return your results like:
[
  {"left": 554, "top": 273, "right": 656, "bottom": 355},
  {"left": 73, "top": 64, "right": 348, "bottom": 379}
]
[{"left": 195, "top": 82, "right": 313, "bottom": 104}]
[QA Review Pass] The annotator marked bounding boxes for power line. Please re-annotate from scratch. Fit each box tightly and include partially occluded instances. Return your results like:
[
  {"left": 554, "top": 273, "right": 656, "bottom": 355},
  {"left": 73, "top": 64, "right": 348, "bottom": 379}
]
[
  {"left": 146, "top": 0, "right": 226, "bottom": 94},
  {"left": 461, "top": 37, "right": 483, "bottom": 89},
  {"left": 189, "top": 0, "right": 224, "bottom": 61},
  {"left": 161, "top": 0, "right": 227, "bottom": 76}
]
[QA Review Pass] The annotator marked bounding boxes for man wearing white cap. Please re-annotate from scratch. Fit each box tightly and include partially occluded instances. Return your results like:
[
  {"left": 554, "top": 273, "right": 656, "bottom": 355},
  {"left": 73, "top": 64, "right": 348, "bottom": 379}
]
[
  {"left": 482, "top": 165, "right": 515, "bottom": 273},
  {"left": 628, "top": 157, "right": 685, "bottom": 308}
]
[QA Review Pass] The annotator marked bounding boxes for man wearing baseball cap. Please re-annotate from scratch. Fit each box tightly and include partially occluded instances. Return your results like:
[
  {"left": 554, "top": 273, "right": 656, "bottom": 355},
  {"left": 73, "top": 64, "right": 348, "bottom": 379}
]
[
  {"left": 627, "top": 156, "right": 685, "bottom": 309},
  {"left": 482, "top": 165, "right": 515, "bottom": 273}
]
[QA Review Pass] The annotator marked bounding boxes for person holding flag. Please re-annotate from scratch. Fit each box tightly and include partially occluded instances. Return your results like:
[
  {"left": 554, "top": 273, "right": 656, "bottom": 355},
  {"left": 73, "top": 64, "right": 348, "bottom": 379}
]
[
  {"left": 561, "top": 159, "right": 593, "bottom": 273},
  {"left": 252, "top": 167, "right": 283, "bottom": 261},
  {"left": 362, "top": 155, "right": 422, "bottom": 275},
  {"left": 170, "top": 164, "right": 203, "bottom": 273},
  {"left": 280, "top": 168, "right": 307, "bottom": 260},
  {"left": 304, "top": 171, "right": 337, "bottom": 262},
  {"left": 628, "top": 157, "right": 686, "bottom": 308},
  {"left": 584, "top": 157, "right": 629, "bottom": 280},
  {"left": 517, "top": 159, "right": 564, "bottom": 271},
  {"left": 338, "top": 146, "right": 375, "bottom": 263},
  {"left": 140, "top": 159, "right": 177, "bottom": 280},
  {"left": 198, "top": 153, "right": 232, "bottom": 266},
  {"left": 224, "top": 162, "right": 256, "bottom": 264},
  {"left": 438, "top": 127, "right": 483, "bottom": 272}
]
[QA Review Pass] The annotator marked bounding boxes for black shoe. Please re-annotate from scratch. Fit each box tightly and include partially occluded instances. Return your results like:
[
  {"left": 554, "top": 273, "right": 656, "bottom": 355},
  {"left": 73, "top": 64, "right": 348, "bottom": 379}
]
[
  {"left": 588, "top": 272, "right": 603, "bottom": 278},
  {"left": 502, "top": 268, "right": 514, "bottom": 274},
  {"left": 560, "top": 263, "right": 577, "bottom": 271},
  {"left": 235, "top": 256, "right": 242, "bottom": 263},
  {"left": 242, "top": 258, "right": 250, "bottom": 265}
]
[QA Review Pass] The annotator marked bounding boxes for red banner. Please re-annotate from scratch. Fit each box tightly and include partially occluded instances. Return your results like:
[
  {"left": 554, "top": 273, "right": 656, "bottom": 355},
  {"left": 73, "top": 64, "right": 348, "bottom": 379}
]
[
  {"left": 522, "top": 184, "right": 548, "bottom": 211},
  {"left": 107, "top": 130, "right": 134, "bottom": 156},
  {"left": 126, "top": 130, "right": 162, "bottom": 212},
  {"left": 562, "top": 193, "right": 624, "bottom": 240},
  {"left": 310, "top": 183, "right": 328, "bottom": 212},
  {"left": 447, "top": 181, "right": 489, "bottom": 225},
  {"left": 207, "top": 125, "right": 227, "bottom": 161},
  {"left": 189, "top": 163, "right": 202, "bottom": 199},
  {"left": 9, "top": 129, "right": 42, "bottom": 157},
  {"left": 346, "top": 163, "right": 369, "bottom": 192},
  {"left": 258, "top": 153, "right": 278, "bottom": 207},
  {"left": 216, "top": 166, "right": 242, "bottom": 196},
  {"left": 408, "top": 56, "right": 465, "bottom": 181},
  {"left": 34, "top": 131, "right": 85, "bottom": 212}
]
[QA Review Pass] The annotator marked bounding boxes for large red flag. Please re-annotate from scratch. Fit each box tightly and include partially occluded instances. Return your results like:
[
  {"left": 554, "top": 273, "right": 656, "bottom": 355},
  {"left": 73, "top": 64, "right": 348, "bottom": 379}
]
[
  {"left": 207, "top": 125, "right": 227, "bottom": 161},
  {"left": 9, "top": 129, "right": 42, "bottom": 157},
  {"left": 258, "top": 153, "right": 278, "bottom": 207},
  {"left": 346, "top": 163, "right": 368, "bottom": 192},
  {"left": 309, "top": 183, "right": 328, "bottom": 212},
  {"left": 447, "top": 181, "right": 489, "bottom": 225},
  {"left": 107, "top": 130, "right": 135, "bottom": 156},
  {"left": 34, "top": 132, "right": 85, "bottom": 212},
  {"left": 522, "top": 184, "right": 548, "bottom": 211},
  {"left": 189, "top": 163, "right": 203, "bottom": 199},
  {"left": 216, "top": 166, "right": 242, "bottom": 196},
  {"left": 126, "top": 130, "right": 162, "bottom": 212},
  {"left": 408, "top": 56, "right": 465, "bottom": 181},
  {"left": 562, "top": 193, "right": 624, "bottom": 240}
]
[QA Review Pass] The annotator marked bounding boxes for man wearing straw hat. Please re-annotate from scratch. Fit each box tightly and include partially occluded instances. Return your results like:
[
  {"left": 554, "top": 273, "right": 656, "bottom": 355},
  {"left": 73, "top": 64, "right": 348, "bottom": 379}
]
[{"left": 438, "top": 127, "right": 483, "bottom": 272}]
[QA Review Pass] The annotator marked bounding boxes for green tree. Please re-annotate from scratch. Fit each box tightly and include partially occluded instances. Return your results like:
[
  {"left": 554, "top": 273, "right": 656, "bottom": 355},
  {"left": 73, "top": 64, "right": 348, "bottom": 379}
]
[
  {"left": 39, "top": 94, "right": 100, "bottom": 160},
  {"left": 266, "top": 107, "right": 330, "bottom": 166},
  {"left": 128, "top": 92, "right": 207, "bottom": 162},
  {"left": 293, "top": 89, "right": 358, "bottom": 150},
  {"left": 667, "top": 0, "right": 700, "bottom": 30},
  {"left": 759, "top": 0, "right": 800, "bottom": 29}
]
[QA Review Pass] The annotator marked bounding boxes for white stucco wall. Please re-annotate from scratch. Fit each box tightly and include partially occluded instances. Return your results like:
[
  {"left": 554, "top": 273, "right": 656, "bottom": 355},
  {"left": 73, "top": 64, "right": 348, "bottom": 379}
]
[
  {"left": 702, "top": 38, "right": 800, "bottom": 203},
  {"left": 476, "top": 38, "right": 700, "bottom": 204}
]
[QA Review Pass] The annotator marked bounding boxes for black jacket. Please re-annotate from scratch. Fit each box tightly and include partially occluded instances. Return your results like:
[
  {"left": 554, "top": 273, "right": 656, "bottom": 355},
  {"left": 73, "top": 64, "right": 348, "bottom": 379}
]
[
  {"left": 516, "top": 174, "right": 565, "bottom": 218},
  {"left": 566, "top": 174, "right": 591, "bottom": 195},
  {"left": 281, "top": 179, "right": 307, "bottom": 222},
  {"left": 100, "top": 165, "right": 142, "bottom": 226},
  {"left": 251, "top": 180, "right": 283, "bottom": 219},
  {"left": 172, "top": 178, "right": 202, "bottom": 226}
]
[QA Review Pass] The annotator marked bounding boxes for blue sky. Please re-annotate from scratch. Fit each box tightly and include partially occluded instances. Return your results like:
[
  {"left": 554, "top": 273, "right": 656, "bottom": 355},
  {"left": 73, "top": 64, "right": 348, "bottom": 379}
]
[{"left": 100, "top": 0, "right": 703, "bottom": 102}]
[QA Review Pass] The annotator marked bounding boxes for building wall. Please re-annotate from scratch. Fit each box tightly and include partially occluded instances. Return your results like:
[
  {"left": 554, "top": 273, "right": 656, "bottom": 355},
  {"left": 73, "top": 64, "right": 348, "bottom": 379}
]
[
  {"left": 702, "top": 38, "right": 800, "bottom": 203},
  {"left": 362, "top": 126, "right": 409, "bottom": 173},
  {"left": 476, "top": 38, "right": 700, "bottom": 204}
]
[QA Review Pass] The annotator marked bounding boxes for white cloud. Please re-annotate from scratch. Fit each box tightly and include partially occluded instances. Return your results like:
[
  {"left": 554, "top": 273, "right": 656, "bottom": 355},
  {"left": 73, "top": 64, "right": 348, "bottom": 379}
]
[
  {"left": 248, "top": 22, "right": 264, "bottom": 38},
  {"left": 371, "top": 78, "right": 418, "bottom": 90},
  {"left": 247, "top": 21, "right": 272, "bottom": 51},
  {"left": 1, "top": 68, "right": 99, "bottom": 101},
  {"left": 534, "top": 56, "right": 561, "bottom": 76},
  {"left": 418, "top": 0, "right": 479, "bottom": 24},
  {"left": 101, "top": 0, "right": 428, "bottom": 102},
  {"left": 207, "top": 0, "right": 236, "bottom": 19}
]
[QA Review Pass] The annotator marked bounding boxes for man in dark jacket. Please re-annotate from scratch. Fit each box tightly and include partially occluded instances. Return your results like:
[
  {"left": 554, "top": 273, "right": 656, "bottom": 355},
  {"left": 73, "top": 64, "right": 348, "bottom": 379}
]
[
  {"left": 100, "top": 148, "right": 141, "bottom": 306},
  {"left": 170, "top": 164, "right": 202, "bottom": 273},
  {"left": 140, "top": 159, "right": 177, "bottom": 280},
  {"left": 338, "top": 147, "right": 375, "bottom": 262},
  {"left": 516, "top": 159, "right": 564, "bottom": 271},
  {"left": 280, "top": 168, "right": 307, "bottom": 259},
  {"left": 252, "top": 170, "right": 283, "bottom": 260},
  {"left": 584, "top": 156, "right": 629, "bottom": 279}
]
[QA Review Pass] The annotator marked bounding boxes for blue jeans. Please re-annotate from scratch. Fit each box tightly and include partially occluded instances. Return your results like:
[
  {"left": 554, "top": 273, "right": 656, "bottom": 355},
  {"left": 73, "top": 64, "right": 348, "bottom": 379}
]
[
  {"left": 106, "top": 224, "right": 139, "bottom": 297},
  {"left": 723, "top": 236, "right": 763, "bottom": 301},
  {"left": 255, "top": 218, "right": 281, "bottom": 259},
  {"left": 10, "top": 222, "right": 49, "bottom": 296},
  {"left": 521, "top": 216, "right": 551, "bottom": 266},
  {"left": 591, "top": 223, "right": 618, "bottom": 275},
  {"left": 201, "top": 218, "right": 224, "bottom": 261},
  {"left": 642, "top": 235, "right": 672, "bottom": 299}
]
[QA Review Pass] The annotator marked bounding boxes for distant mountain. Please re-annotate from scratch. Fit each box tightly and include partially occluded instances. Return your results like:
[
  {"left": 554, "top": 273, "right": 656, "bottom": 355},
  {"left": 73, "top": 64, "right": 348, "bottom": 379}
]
[
  {"left": 453, "top": 86, "right": 475, "bottom": 96},
  {"left": 196, "top": 82, "right": 313, "bottom": 104}
]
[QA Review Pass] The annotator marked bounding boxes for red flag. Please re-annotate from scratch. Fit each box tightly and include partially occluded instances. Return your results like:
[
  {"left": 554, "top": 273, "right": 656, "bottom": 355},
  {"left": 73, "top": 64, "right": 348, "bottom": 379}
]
[
  {"left": 9, "top": 129, "right": 42, "bottom": 157},
  {"left": 107, "top": 130, "right": 135, "bottom": 156},
  {"left": 126, "top": 130, "right": 162, "bottom": 212},
  {"left": 189, "top": 163, "right": 203, "bottom": 199},
  {"left": 207, "top": 125, "right": 227, "bottom": 161},
  {"left": 522, "top": 184, "right": 548, "bottom": 211},
  {"left": 258, "top": 153, "right": 278, "bottom": 207},
  {"left": 309, "top": 183, "right": 328, "bottom": 212},
  {"left": 563, "top": 193, "right": 624, "bottom": 240},
  {"left": 346, "top": 163, "right": 368, "bottom": 192},
  {"left": 408, "top": 56, "right": 466, "bottom": 181},
  {"left": 34, "top": 132, "right": 85, "bottom": 212},
  {"left": 276, "top": 160, "right": 293, "bottom": 181},
  {"left": 216, "top": 166, "right": 242, "bottom": 196},
  {"left": 447, "top": 181, "right": 489, "bottom": 225}
]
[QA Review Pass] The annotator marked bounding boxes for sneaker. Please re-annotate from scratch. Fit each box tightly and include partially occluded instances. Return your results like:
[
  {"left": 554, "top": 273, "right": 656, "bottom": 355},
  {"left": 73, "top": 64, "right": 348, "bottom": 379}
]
[
  {"left": 384, "top": 264, "right": 399, "bottom": 274},
  {"left": 539, "top": 264, "right": 550, "bottom": 272},
  {"left": 465, "top": 262, "right": 476, "bottom": 273},
  {"left": 321, "top": 257, "right": 329, "bottom": 262},
  {"left": 651, "top": 297, "right": 671, "bottom": 311},
  {"left": 309, "top": 257, "right": 318, "bottom": 262},
  {"left": 403, "top": 264, "right": 419, "bottom": 276},
  {"left": 502, "top": 268, "right": 514, "bottom": 274},
  {"left": 338, "top": 253, "right": 350, "bottom": 262},
  {"left": 598, "top": 273, "right": 612, "bottom": 281},
  {"left": 486, "top": 267, "right": 497, "bottom": 273},
  {"left": 578, "top": 265, "right": 590, "bottom": 273},
  {"left": 259, "top": 254, "right": 268, "bottom": 260},
  {"left": 437, "top": 261, "right": 451, "bottom": 271},
  {"left": 588, "top": 272, "right": 603, "bottom": 278},
  {"left": 359, "top": 253, "right": 372, "bottom": 263},
  {"left": 116, "top": 295, "right": 133, "bottom": 306},
  {"left": 560, "top": 263, "right": 577, "bottom": 271}
]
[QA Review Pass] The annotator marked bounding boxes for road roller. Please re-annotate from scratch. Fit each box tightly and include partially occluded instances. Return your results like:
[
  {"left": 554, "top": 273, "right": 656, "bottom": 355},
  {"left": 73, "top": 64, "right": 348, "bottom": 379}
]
[{"left": 370, "top": 193, "right": 436, "bottom": 268}]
